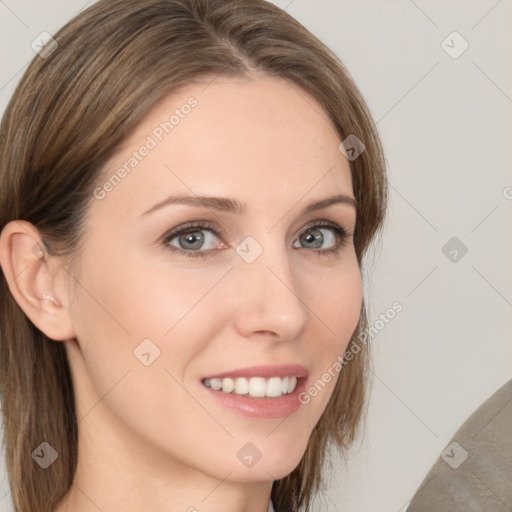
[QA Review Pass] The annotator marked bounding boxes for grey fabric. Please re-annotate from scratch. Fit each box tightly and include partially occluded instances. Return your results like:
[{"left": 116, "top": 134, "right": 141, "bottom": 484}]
[{"left": 407, "top": 378, "right": 512, "bottom": 512}]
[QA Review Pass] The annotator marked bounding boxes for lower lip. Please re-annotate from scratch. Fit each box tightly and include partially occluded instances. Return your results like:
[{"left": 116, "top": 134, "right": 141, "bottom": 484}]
[{"left": 201, "top": 378, "right": 307, "bottom": 419}]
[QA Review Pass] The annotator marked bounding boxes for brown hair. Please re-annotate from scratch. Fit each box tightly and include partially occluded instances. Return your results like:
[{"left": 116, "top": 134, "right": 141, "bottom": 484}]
[{"left": 0, "top": 1, "right": 387, "bottom": 511}]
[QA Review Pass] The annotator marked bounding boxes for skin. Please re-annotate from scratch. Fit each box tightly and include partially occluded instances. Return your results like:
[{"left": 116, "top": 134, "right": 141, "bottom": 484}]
[{"left": 0, "top": 74, "right": 362, "bottom": 512}]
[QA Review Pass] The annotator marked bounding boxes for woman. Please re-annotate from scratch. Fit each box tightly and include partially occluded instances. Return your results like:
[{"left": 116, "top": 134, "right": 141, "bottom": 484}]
[{"left": 0, "top": 0, "right": 387, "bottom": 511}]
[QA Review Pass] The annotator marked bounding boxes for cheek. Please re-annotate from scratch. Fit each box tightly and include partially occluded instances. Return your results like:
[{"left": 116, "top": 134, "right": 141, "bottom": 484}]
[
  {"left": 76, "top": 244, "right": 227, "bottom": 338},
  {"left": 300, "top": 256, "right": 362, "bottom": 408},
  {"left": 66, "top": 254, "right": 236, "bottom": 470},
  {"left": 307, "top": 255, "right": 362, "bottom": 347}
]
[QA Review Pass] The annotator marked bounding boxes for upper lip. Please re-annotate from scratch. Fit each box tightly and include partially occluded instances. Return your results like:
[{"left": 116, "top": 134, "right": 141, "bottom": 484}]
[{"left": 202, "top": 364, "right": 308, "bottom": 380}]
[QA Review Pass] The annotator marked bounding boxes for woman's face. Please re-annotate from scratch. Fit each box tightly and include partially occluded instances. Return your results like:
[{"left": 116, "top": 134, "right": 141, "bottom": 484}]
[{"left": 64, "top": 74, "right": 362, "bottom": 484}]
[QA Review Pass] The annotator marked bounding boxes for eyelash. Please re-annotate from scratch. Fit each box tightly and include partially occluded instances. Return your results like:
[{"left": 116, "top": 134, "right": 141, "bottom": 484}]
[{"left": 161, "top": 220, "right": 352, "bottom": 259}]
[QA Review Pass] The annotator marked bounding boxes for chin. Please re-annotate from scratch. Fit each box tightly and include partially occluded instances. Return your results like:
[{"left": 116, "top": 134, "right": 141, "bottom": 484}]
[
  {"left": 223, "top": 440, "right": 308, "bottom": 483},
  {"left": 225, "top": 461, "right": 301, "bottom": 484}
]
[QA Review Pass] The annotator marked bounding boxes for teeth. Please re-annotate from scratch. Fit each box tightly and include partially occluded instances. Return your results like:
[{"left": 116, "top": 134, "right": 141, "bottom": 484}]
[
  {"left": 281, "top": 376, "right": 289, "bottom": 395},
  {"left": 210, "top": 378, "right": 222, "bottom": 391},
  {"left": 267, "top": 377, "right": 283, "bottom": 398},
  {"left": 222, "top": 377, "right": 235, "bottom": 393},
  {"left": 203, "top": 376, "right": 298, "bottom": 398},
  {"left": 234, "top": 377, "right": 249, "bottom": 395},
  {"left": 248, "top": 377, "right": 266, "bottom": 397},
  {"left": 288, "top": 376, "right": 297, "bottom": 393}
]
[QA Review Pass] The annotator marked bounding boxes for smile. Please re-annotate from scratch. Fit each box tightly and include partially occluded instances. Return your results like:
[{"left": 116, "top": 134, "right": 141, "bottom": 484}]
[{"left": 202, "top": 376, "right": 298, "bottom": 398}]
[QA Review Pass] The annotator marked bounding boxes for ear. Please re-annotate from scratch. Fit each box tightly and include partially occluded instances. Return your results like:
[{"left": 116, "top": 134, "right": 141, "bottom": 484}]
[{"left": 0, "top": 220, "right": 77, "bottom": 341}]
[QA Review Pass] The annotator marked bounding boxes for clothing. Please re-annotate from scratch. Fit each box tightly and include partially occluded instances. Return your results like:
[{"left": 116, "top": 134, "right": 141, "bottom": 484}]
[
  {"left": 407, "top": 378, "right": 512, "bottom": 511},
  {"left": 268, "top": 498, "right": 275, "bottom": 512}
]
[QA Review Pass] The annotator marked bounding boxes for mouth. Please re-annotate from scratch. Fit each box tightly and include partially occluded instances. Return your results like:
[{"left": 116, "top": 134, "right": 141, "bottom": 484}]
[
  {"left": 202, "top": 375, "right": 298, "bottom": 398},
  {"left": 200, "top": 365, "right": 308, "bottom": 418}
]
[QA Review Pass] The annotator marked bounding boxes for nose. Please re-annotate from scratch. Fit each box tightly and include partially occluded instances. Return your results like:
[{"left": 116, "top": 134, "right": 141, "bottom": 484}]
[{"left": 231, "top": 243, "right": 309, "bottom": 342}]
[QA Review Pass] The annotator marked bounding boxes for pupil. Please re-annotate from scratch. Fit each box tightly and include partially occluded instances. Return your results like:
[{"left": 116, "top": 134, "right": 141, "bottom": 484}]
[
  {"left": 303, "top": 229, "right": 323, "bottom": 248},
  {"left": 180, "top": 231, "right": 204, "bottom": 249}
]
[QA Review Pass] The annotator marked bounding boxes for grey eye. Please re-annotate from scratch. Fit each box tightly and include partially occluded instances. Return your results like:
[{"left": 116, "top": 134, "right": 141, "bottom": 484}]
[
  {"left": 168, "top": 229, "right": 219, "bottom": 251},
  {"left": 293, "top": 227, "right": 336, "bottom": 249}
]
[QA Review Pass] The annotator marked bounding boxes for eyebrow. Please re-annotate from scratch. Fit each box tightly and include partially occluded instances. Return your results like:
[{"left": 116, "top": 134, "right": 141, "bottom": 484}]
[{"left": 141, "top": 193, "right": 357, "bottom": 217}]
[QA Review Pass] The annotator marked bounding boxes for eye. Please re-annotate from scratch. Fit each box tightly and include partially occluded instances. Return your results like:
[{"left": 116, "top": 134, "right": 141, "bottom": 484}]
[
  {"left": 292, "top": 221, "right": 350, "bottom": 256},
  {"left": 163, "top": 221, "right": 226, "bottom": 258}
]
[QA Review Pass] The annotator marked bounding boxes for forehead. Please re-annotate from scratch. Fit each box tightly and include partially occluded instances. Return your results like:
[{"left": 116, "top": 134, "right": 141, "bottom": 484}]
[{"left": 93, "top": 74, "right": 353, "bottom": 219}]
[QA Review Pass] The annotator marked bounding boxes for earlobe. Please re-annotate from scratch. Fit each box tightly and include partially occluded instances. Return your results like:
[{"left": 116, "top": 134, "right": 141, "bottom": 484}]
[{"left": 0, "top": 220, "right": 76, "bottom": 341}]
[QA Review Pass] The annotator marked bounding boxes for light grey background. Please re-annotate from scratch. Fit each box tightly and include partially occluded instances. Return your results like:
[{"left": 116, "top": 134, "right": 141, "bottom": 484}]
[{"left": 1, "top": 1, "right": 511, "bottom": 511}]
